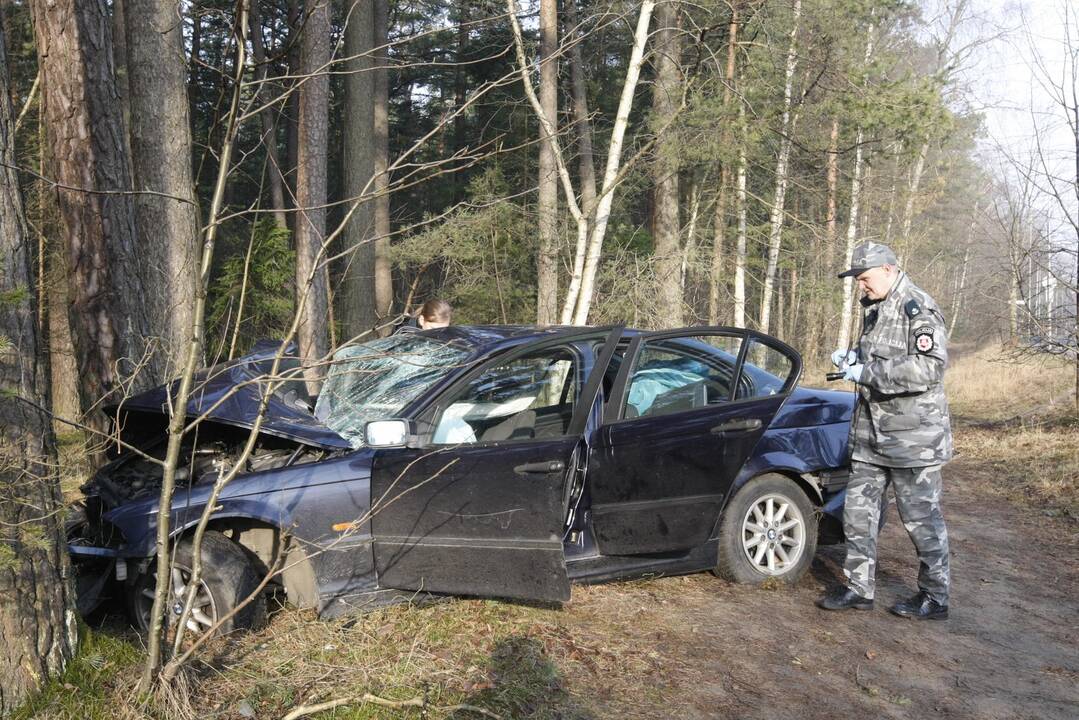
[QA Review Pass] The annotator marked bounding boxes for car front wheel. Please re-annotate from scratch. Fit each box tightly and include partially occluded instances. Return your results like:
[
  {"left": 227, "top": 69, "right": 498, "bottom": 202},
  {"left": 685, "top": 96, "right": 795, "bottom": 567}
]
[
  {"left": 715, "top": 474, "right": 818, "bottom": 584},
  {"left": 129, "top": 531, "right": 266, "bottom": 639}
]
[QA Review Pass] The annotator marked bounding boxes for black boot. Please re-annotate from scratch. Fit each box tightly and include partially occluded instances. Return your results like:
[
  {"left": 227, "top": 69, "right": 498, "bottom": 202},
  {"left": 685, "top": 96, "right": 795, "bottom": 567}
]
[
  {"left": 889, "top": 591, "right": 948, "bottom": 620},
  {"left": 816, "top": 586, "right": 874, "bottom": 611}
]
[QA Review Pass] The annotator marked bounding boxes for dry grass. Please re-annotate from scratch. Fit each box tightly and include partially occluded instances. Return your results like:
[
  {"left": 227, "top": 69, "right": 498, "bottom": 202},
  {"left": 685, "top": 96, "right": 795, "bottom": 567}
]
[
  {"left": 946, "top": 344, "right": 1079, "bottom": 524},
  {"left": 26, "top": 575, "right": 732, "bottom": 720},
  {"left": 946, "top": 344, "right": 1076, "bottom": 421},
  {"left": 956, "top": 417, "right": 1079, "bottom": 522}
]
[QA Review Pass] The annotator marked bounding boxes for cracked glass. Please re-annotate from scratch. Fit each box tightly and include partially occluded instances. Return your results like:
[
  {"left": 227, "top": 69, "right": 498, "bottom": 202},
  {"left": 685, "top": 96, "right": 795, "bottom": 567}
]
[{"left": 314, "top": 335, "right": 471, "bottom": 447}]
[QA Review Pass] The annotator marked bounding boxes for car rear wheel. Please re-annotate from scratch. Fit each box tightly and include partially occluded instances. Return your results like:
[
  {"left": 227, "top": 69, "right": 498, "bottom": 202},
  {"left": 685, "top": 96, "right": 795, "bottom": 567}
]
[
  {"left": 129, "top": 531, "right": 266, "bottom": 639},
  {"left": 714, "top": 474, "right": 817, "bottom": 584}
]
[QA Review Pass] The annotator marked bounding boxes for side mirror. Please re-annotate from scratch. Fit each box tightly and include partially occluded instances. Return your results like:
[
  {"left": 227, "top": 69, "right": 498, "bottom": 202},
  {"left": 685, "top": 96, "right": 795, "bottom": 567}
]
[{"left": 364, "top": 419, "right": 412, "bottom": 448}]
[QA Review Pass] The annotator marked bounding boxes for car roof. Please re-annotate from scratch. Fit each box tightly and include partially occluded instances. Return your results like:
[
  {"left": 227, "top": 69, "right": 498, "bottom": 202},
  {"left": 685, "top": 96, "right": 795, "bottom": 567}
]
[{"left": 413, "top": 324, "right": 644, "bottom": 355}]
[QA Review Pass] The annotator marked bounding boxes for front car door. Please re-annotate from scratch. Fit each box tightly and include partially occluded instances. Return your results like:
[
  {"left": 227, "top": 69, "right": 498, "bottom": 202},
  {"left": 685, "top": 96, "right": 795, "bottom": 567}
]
[
  {"left": 369, "top": 328, "right": 621, "bottom": 602},
  {"left": 588, "top": 328, "right": 801, "bottom": 555}
]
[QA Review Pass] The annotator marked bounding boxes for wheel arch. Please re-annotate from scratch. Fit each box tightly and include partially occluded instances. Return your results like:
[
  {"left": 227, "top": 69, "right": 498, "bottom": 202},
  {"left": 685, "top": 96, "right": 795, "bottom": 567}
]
[
  {"left": 171, "top": 513, "right": 319, "bottom": 610},
  {"left": 713, "top": 464, "right": 823, "bottom": 541}
]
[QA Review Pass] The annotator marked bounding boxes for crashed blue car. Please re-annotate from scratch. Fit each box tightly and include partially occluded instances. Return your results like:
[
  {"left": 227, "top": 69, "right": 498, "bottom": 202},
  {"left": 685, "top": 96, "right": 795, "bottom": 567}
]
[{"left": 69, "top": 325, "right": 854, "bottom": 636}]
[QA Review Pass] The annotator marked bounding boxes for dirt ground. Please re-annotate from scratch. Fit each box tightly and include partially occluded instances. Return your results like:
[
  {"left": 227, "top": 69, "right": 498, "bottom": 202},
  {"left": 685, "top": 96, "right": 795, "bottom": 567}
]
[
  {"left": 541, "top": 450, "right": 1079, "bottom": 720},
  {"left": 160, "top": 432, "right": 1077, "bottom": 720}
]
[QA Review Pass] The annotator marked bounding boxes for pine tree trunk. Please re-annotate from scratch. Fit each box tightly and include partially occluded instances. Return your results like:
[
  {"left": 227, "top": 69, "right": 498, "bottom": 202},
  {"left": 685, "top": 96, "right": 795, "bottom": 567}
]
[
  {"left": 286, "top": 0, "right": 302, "bottom": 231},
  {"left": 897, "top": 139, "right": 928, "bottom": 264},
  {"left": 837, "top": 127, "right": 865, "bottom": 350},
  {"left": 950, "top": 201, "right": 976, "bottom": 336},
  {"left": 373, "top": 0, "right": 393, "bottom": 322},
  {"left": 825, "top": 118, "right": 838, "bottom": 273},
  {"left": 758, "top": 0, "right": 801, "bottom": 336},
  {"left": 295, "top": 0, "right": 331, "bottom": 387},
  {"left": 453, "top": 2, "right": 469, "bottom": 201},
  {"left": 124, "top": 0, "right": 201, "bottom": 365},
  {"left": 248, "top": 0, "right": 288, "bottom": 227},
  {"left": 709, "top": 5, "right": 740, "bottom": 325},
  {"left": 733, "top": 88, "right": 748, "bottom": 329},
  {"left": 536, "top": 0, "right": 559, "bottom": 324},
  {"left": 651, "top": 0, "right": 683, "bottom": 328},
  {"left": 30, "top": 0, "right": 163, "bottom": 433},
  {"left": 0, "top": 30, "right": 77, "bottom": 713},
  {"left": 111, "top": 0, "right": 130, "bottom": 144},
  {"left": 340, "top": 0, "right": 379, "bottom": 340},
  {"left": 836, "top": 22, "right": 875, "bottom": 350}
]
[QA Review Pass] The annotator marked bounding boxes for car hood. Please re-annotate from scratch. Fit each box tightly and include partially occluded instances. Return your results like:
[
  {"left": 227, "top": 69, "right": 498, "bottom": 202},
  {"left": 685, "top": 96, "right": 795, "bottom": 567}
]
[{"left": 110, "top": 346, "right": 352, "bottom": 450}]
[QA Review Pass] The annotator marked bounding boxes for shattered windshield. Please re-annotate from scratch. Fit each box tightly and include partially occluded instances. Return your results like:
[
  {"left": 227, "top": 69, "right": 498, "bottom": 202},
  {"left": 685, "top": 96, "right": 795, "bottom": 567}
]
[{"left": 314, "top": 334, "right": 471, "bottom": 447}]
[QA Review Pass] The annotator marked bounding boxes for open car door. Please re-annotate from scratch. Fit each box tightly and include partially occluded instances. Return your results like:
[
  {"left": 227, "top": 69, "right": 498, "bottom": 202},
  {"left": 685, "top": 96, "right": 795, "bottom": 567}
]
[
  {"left": 589, "top": 328, "right": 801, "bottom": 555},
  {"left": 369, "top": 328, "right": 622, "bottom": 602}
]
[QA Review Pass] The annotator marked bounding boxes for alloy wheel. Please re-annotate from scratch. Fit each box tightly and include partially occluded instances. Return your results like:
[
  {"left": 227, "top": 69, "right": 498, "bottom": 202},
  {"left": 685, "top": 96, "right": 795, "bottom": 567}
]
[{"left": 740, "top": 493, "right": 806, "bottom": 576}]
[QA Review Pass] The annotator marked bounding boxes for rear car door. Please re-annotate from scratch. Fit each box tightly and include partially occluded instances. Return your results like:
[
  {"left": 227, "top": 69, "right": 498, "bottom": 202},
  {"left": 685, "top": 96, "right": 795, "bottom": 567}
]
[
  {"left": 369, "top": 328, "right": 621, "bottom": 602},
  {"left": 588, "top": 329, "right": 801, "bottom": 555}
]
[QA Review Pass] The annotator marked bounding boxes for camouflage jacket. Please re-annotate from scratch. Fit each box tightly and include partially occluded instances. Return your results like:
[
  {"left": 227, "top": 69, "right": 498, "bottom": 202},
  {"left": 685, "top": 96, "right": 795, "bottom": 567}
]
[{"left": 848, "top": 272, "right": 953, "bottom": 467}]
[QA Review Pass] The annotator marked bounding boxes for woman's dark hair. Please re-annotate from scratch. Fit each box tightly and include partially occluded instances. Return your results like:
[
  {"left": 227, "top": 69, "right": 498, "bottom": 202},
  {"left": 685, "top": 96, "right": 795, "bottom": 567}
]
[{"left": 419, "top": 298, "right": 452, "bottom": 324}]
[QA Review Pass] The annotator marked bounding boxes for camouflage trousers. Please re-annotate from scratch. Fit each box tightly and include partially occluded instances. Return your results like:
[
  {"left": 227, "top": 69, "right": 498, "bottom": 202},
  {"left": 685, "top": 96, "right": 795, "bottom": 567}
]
[{"left": 842, "top": 461, "right": 950, "bottom": 604}]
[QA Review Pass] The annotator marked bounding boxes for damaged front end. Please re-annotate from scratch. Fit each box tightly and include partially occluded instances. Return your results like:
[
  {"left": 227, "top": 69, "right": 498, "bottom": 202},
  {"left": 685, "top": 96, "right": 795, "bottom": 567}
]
[
  {"left": 67, "top": 344, "right": 351, "bottom": 619},
  {"left": 68, "top": 428, "right": 334, "bottom": 617}
]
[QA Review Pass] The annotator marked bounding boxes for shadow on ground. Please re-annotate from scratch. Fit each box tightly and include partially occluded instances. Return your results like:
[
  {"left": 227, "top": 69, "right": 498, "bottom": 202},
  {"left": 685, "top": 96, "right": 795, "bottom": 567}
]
[{"left": 450, "top": 636, "right": 596, "bottom": 720}]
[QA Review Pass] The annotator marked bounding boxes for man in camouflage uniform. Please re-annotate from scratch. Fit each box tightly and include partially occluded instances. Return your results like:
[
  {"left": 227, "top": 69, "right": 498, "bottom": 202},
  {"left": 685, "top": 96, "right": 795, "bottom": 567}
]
[{"left": 817, "top": 241, "right": 952, "bottom": 620}]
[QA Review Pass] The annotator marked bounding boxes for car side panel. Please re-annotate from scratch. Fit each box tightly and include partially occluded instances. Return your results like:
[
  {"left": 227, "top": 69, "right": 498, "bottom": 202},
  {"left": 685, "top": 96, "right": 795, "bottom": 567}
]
[{"left": 588, "top": 394, "right": 785, "bottom": 555}]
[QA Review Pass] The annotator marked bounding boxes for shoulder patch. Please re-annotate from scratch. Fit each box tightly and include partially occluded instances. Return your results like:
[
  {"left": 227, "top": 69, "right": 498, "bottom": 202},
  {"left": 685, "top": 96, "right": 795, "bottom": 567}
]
[
  {"left": 913, "top": 325, "right": 935, "bottom": 353},
  {"left": 904, "top": 299, "right": 922, "bottom": 319}
]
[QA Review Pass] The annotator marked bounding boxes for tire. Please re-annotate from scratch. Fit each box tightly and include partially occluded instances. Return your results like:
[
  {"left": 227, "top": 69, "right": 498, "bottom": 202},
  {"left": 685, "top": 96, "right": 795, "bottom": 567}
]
[
  {"left": 129, "top": 530, "right": 266, "bottom": 638},
  {"left": 714, "top": 474, "right": 818, "bottom": 585}
]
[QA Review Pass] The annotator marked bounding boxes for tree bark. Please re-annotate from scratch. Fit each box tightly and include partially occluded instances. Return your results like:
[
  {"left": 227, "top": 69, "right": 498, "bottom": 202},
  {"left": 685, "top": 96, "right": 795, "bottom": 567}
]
[
  {"left": 0, "top": 28, "right": 77, "bottom": 714},
  {"left": 295, "top": 0, "right": 331, "bottom": 386},
  {"left": 651, "top": 0, "right": 683, "bottom": 329},
  {"left": 758, "top": 0, "right": 801, "bottom": 336},
  {"left": 733, "top": 83, "right": 748, "bottom": 329},
  {"left": 897, "top": 139, "right": 927, "bottom": 264},
  {"left": 373, "top": 0, "right": 392, "bottom": 322},
  {"left": 825, "top": 117, "right": 838, "bottom": 273},
  {"left": 837, "top": 126, "right": 866, "bottom": 350},
  {"left": 536, "top": 0, "right": 559, "bottom": 324},
  {"left": 248, "top": 0, "right": 288, "bottom": 227},
  {"left": 709, "top": 4, "right": 739, "bottom": 325},
  {"left": 285, "top": 0, "right": 302, "bottom": 229},
  {"left": 30, "top": 0, "right": 164, "bottom": 434},
  {"left": 836, "top": 22, "right": 875, "bottom": 350},
  {"left": 950, "top": 201, "right": 977, "bottom": 336},
  {"left": 340, "top": 0, "right": 379, "bottom": 340},
  {"left": 559, "top": 0, "right": 597, "bottom": 326},
  {"left": 110, "top": 0, "right": 130, "bottom": 142},
  {"left": 124, "top": 0, "right": 201, "bottom": 366},
  {"left": 569, "top": 1, "right": 657, "bottom": 325}
]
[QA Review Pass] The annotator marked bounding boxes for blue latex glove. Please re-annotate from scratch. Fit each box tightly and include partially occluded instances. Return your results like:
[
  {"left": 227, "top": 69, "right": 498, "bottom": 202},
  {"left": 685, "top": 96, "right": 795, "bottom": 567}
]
[
  {"left": 831, "top": 348, "right": 857, "bottom": 368},
  {"left": 843, "top": 363, "right": 865, "bottom": 383}
]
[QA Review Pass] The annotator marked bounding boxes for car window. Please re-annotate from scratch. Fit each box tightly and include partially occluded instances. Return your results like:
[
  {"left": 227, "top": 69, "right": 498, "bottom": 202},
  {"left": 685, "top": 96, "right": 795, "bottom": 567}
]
[
  {"left": 737, "top": 338, "right": 794, "bottom": 399},
  {"left": 623, "top": 335, "right": 742, "bottom": 419},
  {"left": 432, "top": 347, "right": 580, "bottom": 444}
]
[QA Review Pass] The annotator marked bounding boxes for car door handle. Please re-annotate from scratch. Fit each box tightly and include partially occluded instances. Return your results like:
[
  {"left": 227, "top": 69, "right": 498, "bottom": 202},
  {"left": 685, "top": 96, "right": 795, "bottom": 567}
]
[
  {"left": 513, "top": 460, "right": 566, "bottom": 475},
  {"left": 710, "top": 418, "right": 763, "bottom": 434}
]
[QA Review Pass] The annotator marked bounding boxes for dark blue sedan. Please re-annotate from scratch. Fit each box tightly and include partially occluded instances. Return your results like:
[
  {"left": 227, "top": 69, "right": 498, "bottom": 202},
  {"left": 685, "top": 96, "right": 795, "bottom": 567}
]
[{"left": 69, "top": 325, "right": 854, "bottom": 636}]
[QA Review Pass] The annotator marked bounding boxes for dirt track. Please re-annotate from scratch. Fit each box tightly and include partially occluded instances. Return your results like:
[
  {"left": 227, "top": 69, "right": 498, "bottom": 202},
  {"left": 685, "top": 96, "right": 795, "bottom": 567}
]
[{"left": 536, "top": 451, "right": 1079, "bottom": 720}]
